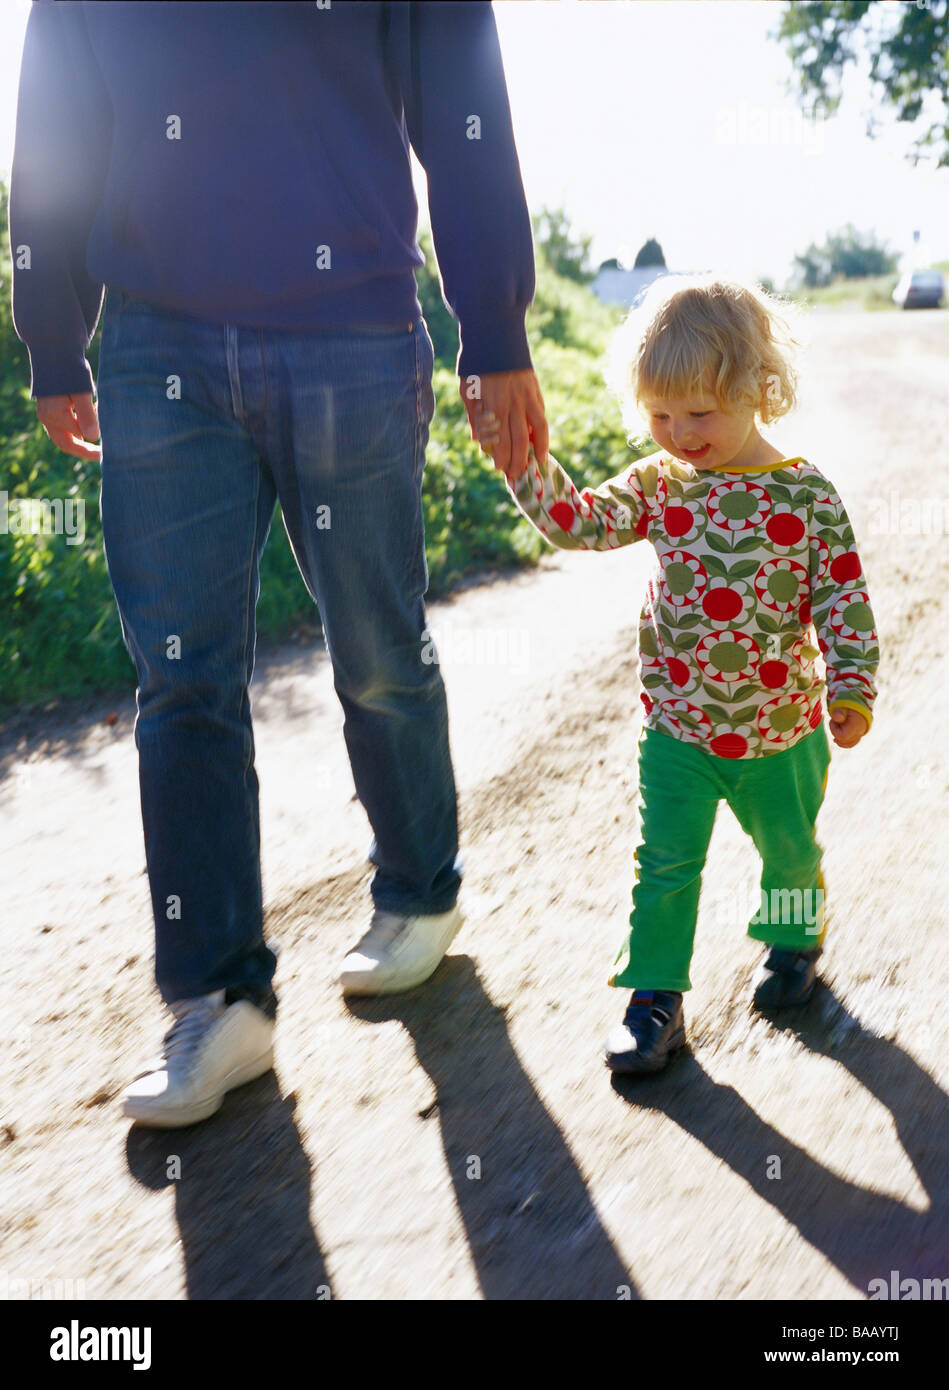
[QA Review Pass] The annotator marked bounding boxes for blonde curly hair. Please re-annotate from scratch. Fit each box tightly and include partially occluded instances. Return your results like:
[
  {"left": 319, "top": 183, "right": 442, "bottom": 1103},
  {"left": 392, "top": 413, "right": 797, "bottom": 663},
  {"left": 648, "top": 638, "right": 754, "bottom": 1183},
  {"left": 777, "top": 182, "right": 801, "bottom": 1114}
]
[{"left": 603, "top": 273, "right": 802, "bottom": 439}]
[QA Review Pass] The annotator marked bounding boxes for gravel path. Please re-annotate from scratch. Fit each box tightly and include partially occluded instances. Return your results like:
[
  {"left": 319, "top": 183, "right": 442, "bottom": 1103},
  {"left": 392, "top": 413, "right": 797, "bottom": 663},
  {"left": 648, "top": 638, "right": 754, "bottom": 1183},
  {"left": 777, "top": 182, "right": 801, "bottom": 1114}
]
[{"left": 1, "top": 308, "right": 947, "bottom": 1300}]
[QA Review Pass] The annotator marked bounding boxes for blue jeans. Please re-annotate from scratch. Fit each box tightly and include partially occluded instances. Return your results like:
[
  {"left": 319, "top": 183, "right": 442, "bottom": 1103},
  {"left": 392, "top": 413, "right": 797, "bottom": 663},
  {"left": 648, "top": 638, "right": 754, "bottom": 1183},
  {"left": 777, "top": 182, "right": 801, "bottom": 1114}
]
[{"left": 96, "top": 289, "right": 461, "bottom": 1016}]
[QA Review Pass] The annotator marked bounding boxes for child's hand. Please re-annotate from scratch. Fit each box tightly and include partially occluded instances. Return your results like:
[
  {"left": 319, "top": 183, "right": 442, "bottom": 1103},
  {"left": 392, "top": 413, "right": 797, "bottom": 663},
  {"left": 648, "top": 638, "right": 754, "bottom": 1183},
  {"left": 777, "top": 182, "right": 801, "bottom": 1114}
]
[
  {"left": 472, "top": 407, "right": 515, "bottom": 481},
  {"left": 459, "top": 370, "right": 547, "bottom": 481},
  {"left": 829, "top": 706, "right": 869, "bottom": 748},
  {"left": 473, "top": 408, "right": 501, "bottom": 457},
  {"left": 470, "top": 407, "right": 539, "bottom": 481}
]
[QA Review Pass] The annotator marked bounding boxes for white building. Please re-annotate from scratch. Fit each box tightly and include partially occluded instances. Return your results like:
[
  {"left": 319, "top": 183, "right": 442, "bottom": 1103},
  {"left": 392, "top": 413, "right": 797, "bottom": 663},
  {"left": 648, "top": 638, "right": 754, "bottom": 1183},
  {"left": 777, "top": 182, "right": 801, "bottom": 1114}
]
[{"left": 590, "top": 263, "right": 669, "bottom": 307}]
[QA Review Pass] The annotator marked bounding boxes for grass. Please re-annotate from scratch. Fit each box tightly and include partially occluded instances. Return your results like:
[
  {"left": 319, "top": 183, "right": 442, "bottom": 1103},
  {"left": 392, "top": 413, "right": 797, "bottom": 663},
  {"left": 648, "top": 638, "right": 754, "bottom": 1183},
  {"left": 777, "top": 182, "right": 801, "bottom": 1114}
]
[{"left": 786, "top": 273, "right": 902, "bottom": 312}]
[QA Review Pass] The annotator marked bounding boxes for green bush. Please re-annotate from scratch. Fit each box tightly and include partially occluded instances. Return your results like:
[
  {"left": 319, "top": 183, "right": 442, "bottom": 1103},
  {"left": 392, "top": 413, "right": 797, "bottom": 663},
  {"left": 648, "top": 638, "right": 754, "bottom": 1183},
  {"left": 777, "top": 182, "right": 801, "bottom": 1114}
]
[
  {"left": 785, "top": 272, "right": 901, "bottom": 312},
  {"left": 1, "top": 189, "right": 644, "bottom": 713}
]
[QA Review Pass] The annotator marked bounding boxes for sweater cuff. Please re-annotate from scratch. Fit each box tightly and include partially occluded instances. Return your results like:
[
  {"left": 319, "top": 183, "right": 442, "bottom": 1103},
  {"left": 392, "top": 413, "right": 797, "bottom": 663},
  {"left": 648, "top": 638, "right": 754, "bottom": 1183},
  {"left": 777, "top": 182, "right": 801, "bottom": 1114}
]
[
  {"left": 28, "top": 346, "right": 95, "bottom": 401},
  {"left": 457, "top": 306, "right": 533, "bottom": 381}
]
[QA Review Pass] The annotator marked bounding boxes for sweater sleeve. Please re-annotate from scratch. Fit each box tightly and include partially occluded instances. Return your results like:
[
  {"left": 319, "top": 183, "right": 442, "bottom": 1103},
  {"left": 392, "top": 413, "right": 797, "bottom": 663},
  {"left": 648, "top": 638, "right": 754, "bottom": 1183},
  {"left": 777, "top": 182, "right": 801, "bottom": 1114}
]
[
  {"left": 9, "top": 0, "right": 112, "bottom": 400},
  {"left": 399, "top": 1, "right": 534, "bottom": 380},
  {"left": 807, "top": 474, "right": 879, "bottom": 728},
  {"left": 507, "top": 446, "right": 653, "bottom": 552}
]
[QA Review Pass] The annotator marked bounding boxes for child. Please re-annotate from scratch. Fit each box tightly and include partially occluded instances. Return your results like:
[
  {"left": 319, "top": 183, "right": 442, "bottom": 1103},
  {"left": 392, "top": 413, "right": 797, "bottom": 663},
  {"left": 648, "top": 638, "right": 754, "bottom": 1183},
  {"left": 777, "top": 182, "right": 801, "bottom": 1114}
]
[{"left": 474, "top": 274, "right": 878, "bottom": 1074}]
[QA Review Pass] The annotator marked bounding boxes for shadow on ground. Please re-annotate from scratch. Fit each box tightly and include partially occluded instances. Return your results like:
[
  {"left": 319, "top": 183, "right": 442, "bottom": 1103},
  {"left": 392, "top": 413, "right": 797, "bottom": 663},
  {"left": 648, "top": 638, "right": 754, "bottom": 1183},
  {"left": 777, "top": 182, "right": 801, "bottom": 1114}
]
[
  {"left": 612, "top": 982, "right": 948, "bottom": 1295},
  {"left": 348, "top": 955, "right": 637, "bottom": 1300},
  {"left": 126, "top": 1073, "right": 329, "bottom": 1299}
]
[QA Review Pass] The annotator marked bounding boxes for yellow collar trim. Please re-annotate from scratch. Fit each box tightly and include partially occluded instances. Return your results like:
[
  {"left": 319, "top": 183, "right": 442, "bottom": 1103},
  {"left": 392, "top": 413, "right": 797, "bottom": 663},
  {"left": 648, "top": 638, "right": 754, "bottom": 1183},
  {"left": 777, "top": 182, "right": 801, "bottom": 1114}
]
[{"left": 708, "top": 456, "right": 806, "bottom": 474}]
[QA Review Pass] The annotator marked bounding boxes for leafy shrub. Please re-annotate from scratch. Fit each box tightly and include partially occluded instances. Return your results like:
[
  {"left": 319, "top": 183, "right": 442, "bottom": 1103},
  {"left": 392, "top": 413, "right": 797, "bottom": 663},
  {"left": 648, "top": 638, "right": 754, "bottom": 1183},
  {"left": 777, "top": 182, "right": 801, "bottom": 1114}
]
[{"left": 1, "top": 188, "right": 644, "bottom": 712}]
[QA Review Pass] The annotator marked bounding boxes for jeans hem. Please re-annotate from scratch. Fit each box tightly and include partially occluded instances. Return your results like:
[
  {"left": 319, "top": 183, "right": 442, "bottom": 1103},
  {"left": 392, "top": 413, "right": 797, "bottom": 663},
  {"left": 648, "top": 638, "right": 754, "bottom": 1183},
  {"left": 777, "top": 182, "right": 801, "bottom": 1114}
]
[
  {"left": 370, "top": 890, "right": 460, "bottom": 917},
  {"left": 225, "top": 985, "right": 278, "bottom": 1020}
]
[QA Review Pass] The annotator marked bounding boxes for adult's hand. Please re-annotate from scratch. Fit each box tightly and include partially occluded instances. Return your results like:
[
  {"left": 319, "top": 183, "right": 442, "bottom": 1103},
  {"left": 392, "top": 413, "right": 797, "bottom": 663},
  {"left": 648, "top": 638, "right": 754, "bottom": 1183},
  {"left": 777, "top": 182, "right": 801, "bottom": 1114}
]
[
  {"left": 459, "top": 369, "right": 547, "bottom": 481},
  {"left": 35, "top": 392, "right": 102, "bottom": 462}
]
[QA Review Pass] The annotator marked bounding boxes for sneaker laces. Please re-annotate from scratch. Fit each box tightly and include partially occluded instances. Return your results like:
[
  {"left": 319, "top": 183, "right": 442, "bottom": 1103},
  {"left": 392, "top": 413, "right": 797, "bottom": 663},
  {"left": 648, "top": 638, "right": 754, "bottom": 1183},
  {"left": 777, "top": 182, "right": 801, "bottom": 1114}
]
[
  {"left": 354, "top": 908, "right": 409, "bottom": 952},
  {"left": 161, "top": 993, "right": 224, "bottom": 1065}
]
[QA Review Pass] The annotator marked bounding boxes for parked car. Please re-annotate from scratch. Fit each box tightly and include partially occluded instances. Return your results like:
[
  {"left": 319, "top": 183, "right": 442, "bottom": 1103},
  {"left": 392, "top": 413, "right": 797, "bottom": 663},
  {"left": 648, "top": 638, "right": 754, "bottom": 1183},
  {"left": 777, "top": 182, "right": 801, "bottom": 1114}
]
[{"left": 892, "top": 268, "right": 945, "bottom": 309}]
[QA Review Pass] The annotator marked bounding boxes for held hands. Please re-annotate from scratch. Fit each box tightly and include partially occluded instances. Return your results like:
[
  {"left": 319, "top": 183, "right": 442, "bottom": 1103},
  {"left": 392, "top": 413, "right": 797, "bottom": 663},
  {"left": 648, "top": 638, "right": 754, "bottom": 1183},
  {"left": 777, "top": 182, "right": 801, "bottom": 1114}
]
[
  {"left": 35, "top": 392, "right": 102, "bottom": 462},
  {"left": 829, "top": 706, "right": 869, "bottom": 749},
  {"left": 460, "top": 370, "right": 547, "bottom": 481},
  {"left": 474, "top": 394, "right": 871, "bottom": 755},
  {"left": 473, "top": 407, "right": 502, "bottom": 459}
]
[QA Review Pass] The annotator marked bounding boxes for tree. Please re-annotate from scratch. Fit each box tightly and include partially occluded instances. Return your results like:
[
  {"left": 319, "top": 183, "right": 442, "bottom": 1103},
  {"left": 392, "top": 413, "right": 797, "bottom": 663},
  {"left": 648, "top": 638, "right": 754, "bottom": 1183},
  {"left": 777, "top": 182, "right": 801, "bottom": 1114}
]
[
  {"left": 633, "top": 238, "right": 666, "bottom": 269},
  {"left": 775, "top": 0, "right": 949, "bottom": 167},
  {"left": 825, "top": 224, "right": 898, "bottom": 278},
  {"left": 794, "top": 242, "right": 833, "bottom": 289},
  {"left": 414, "top": 225, "right": 460, "bottom": 367},
  {"left": 793, "top": 224, "right": 898, "bottom": 287},
  {"left": 531, "top": 207, "right": 594, "bottom": 283},
  {"left": 414, "top": 213, "right": 606, "bottom": 366}
]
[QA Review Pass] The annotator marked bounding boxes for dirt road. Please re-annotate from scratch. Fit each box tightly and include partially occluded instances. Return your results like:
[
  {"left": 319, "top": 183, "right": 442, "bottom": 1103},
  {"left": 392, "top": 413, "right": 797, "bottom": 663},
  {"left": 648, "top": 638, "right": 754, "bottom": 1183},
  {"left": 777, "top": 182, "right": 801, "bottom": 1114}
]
[{"left": 1, "top": 308, "right": 947, "bottom": 1300}]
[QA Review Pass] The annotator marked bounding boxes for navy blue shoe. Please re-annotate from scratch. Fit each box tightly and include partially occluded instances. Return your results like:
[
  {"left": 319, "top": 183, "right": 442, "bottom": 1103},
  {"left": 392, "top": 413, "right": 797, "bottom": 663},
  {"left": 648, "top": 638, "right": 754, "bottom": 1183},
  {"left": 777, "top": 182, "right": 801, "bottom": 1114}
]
[
  {"left": 604, "top": 990, "right": 685, "bottom": 1074},
  {"left": 752, "top": 946, "right": 821, "bottom": 1010}
]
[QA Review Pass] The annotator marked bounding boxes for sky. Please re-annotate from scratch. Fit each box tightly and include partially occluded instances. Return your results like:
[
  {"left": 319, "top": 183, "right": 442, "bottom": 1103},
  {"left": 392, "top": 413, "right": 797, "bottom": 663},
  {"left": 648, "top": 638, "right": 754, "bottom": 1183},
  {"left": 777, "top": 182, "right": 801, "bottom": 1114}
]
[{"left": 1, "top": 0, "right": 946, "bottom": 286}]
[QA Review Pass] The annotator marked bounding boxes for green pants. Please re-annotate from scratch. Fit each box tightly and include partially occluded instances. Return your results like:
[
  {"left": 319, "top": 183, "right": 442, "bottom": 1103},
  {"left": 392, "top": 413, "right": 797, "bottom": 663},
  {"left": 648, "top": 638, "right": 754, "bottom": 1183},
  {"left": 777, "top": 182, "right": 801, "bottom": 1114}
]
[{"left": 609, "top": 723, "right": 831, "bottom": 992}]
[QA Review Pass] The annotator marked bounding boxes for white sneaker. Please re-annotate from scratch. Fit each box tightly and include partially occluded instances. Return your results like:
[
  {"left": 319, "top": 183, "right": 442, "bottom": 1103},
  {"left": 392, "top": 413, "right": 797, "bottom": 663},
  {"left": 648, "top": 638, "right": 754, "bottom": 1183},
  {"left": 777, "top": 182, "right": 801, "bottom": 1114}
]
[
  {"left": 340, "top": 904, "right": 463, "bottom": 996},
  {"left": 122, "top": 990, "right": 275, "bottom": 1128}
]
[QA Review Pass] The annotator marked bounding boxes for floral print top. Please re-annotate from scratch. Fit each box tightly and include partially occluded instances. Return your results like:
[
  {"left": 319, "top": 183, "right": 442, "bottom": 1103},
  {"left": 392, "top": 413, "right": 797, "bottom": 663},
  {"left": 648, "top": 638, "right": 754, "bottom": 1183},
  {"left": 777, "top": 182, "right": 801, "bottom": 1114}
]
[{"left": 508, "top": 448, "right": 878, "bottom": 759}]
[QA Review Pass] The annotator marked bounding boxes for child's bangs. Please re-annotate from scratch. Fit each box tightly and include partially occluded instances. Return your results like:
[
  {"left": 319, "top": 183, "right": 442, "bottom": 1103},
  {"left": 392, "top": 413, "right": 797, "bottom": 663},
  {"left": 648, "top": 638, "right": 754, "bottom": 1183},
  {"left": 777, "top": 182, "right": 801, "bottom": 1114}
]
[{"left": 637, "top": 334, "right": 716, "bottom": 407}]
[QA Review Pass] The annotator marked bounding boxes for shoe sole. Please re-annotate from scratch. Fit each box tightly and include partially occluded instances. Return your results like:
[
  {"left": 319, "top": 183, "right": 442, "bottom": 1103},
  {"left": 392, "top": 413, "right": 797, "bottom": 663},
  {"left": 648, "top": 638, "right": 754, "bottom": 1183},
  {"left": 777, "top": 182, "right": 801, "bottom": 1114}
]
[
  {"left": 340, "top": 910, "right": 463, "bottom": 997},
  {"left": 604, "top": 1025, "right": 687, "bottom": 1075},
  {"left": 122, "top": 1046, "right": 274, "bottom": 1129}
]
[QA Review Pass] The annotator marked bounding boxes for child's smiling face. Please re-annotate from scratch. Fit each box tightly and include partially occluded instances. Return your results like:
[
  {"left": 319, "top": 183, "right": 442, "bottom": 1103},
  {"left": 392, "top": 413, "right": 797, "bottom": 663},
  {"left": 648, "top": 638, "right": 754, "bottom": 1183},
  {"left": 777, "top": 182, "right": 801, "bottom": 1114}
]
[{"left": 641, "top": 388, "right": 768, "bottom": 470}]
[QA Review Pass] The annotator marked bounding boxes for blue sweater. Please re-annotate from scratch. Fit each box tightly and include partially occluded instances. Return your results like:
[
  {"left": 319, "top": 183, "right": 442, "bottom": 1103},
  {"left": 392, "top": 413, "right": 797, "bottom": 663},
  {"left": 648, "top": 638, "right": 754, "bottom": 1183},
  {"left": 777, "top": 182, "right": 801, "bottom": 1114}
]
[{"left": 9, "top": 1, "right": 536, "bottom": 399}]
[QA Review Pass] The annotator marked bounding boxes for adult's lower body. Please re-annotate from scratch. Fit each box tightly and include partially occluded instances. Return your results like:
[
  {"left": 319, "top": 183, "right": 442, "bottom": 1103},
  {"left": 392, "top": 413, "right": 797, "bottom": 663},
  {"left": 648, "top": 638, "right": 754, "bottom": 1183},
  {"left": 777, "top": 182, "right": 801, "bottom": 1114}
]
[{"left": 96, "top": 289, "right": 462, "bottom": 1027}]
